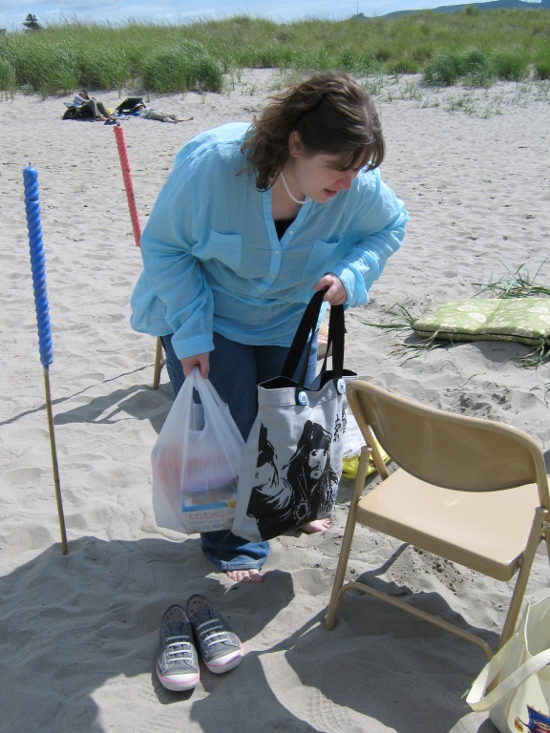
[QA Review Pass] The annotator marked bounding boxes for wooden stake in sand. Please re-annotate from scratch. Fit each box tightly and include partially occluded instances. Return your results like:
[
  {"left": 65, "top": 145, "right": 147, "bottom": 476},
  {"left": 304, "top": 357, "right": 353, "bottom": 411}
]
[
  {"left": 113, "top": 124, "right": 165, "bottom": 389},
  {"left": 113, "top": 123, "right": 141, "bottom": 247},
  {"left": 23, "top": 164, "right": 68, "bottom": 555}
]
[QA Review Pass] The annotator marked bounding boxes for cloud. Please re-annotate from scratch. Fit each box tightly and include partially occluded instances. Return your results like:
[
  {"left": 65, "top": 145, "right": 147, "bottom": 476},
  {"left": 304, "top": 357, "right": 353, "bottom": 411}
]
[
  {"left": 0, "top": 0, "right": 470, "bottom": 30},
  {"left": 0, "top": 0, "right": 340, "bottom": 29}
]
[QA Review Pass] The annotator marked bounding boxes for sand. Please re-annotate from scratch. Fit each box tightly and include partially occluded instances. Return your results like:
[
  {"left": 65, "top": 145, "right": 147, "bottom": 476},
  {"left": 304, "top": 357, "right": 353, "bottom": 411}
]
[{"left": 1, "top": 70, "right": 549, "bottom": 733}]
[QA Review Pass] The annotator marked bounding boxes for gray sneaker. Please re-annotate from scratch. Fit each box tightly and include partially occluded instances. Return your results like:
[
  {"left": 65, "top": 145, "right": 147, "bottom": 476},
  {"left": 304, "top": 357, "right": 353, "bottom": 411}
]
[
  {"left": 187, "top": 594, "right": 243, "bottom": 674},
  {"left": 156, "top": 604, "right": 200, "bottom": 691}
]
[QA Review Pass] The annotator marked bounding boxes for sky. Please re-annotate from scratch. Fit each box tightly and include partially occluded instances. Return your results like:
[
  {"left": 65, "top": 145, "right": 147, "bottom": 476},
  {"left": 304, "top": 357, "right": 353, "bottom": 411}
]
[{"left": 0, "top": 0, "right": 500, "bottom": 31}]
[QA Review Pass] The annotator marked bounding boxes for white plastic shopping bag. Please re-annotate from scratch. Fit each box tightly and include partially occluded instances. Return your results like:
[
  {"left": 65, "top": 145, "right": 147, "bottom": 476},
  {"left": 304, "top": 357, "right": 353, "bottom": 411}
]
[
  {"left": 152, "top": 368, "right": 244, "bottom": 534},
  {"left": 467, "top": 594, "right": 550, "bottom": 733}
]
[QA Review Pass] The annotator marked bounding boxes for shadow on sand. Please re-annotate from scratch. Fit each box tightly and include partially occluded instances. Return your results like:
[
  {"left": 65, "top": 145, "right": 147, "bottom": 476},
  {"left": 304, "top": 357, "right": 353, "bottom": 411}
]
[{"left": 0, "top": 536, "right": 497, "bottom": 733}]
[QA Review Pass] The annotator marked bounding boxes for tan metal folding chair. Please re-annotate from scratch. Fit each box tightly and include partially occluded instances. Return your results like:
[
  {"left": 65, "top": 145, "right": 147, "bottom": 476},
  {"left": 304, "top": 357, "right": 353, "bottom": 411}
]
[{"left": 325, "top": 380, "right": 550, "bottom": 660}]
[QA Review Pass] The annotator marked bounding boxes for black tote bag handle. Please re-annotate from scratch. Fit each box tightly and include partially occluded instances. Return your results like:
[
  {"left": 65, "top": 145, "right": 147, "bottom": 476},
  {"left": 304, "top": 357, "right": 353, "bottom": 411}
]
[{"left": 280, "top": 289, "right": 346, "bottom": 388}]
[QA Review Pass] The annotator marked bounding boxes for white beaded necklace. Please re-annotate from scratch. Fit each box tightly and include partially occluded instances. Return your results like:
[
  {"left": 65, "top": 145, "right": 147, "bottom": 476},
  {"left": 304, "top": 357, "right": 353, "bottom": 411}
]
[{"left": 280, "top": 171, "right": 310, "bottom": 205}]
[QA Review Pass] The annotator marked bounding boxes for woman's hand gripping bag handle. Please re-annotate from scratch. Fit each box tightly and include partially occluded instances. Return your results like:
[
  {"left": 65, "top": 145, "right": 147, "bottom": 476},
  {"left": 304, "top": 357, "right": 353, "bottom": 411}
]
[{"left": 151, "top": 367, "right": 245, "bottom": 534}]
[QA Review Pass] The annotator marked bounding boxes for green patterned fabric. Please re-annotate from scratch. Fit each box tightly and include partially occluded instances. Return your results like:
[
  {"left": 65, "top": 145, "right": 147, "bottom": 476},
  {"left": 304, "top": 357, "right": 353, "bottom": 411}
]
[{"left": 413, "top": 298, "right": 550, "bottom": 347}]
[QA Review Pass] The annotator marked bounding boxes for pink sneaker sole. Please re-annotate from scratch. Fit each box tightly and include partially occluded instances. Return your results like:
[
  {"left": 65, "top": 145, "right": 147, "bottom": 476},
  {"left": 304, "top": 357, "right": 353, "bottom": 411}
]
[
  {"left": 204, "top": 641, "right": 244, "bottom": 674},
  {"left": 156, "top": 663, "right": 200, "bottom": 691}
]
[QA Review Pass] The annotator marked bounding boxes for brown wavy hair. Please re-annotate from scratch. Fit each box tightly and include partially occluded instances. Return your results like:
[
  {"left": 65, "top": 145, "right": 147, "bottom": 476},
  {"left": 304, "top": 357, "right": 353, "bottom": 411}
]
[{"left": 241, "top": 72, "right": 385, "bottom": 191}]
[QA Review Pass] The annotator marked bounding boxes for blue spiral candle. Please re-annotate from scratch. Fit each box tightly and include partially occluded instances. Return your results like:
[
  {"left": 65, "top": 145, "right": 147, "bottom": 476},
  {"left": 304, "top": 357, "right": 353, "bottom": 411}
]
[{"left": 23, "top": 165, "right": 54, "bottom": 368}]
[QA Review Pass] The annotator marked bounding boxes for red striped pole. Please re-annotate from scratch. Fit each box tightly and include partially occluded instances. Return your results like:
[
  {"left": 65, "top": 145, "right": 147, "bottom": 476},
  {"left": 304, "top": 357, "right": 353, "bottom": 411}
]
[{"left": 114, "top": 124, "right": 141, "bottom": 247}]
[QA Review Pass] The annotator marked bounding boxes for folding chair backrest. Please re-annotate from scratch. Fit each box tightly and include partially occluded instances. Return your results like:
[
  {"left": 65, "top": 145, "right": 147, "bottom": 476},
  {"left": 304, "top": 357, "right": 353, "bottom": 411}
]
[{"left": 348, "top": 381, "right": 548, "bottom": 497}]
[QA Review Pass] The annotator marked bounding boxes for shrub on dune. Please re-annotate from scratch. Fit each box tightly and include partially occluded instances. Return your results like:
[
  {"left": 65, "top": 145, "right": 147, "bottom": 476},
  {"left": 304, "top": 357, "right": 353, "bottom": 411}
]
[
  {"left": 9, "top": 38, "right": 79, "bottom": 95},
  {"left": 139, "top": 42, "right": 222, "bottom": 93},
  {"left": 423, "top": 51, "right": 460, "bottom": 86},
  {"left": 534, "top": 49, "right": 550, "bottom": 80},
  {"left": 76, "top": 45, "right": 131, "bottom": 91},
  {"left": 460, "top": 49, "right": 495, "bottom": 87},
  {"left": 491, "top": 49, "right": 529, "bottom": 82},
  {"left": 423, "top": 48, "right": 519, "bottom": 87},
  {"left": 0, "top": 54, "right": 16, "bottom": 94}
]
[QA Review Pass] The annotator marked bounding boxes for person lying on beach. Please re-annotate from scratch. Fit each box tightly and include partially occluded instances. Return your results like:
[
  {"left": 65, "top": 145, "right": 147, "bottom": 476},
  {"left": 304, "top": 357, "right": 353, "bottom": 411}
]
[
  {"left": 71, "top": 89, "right": 114, "bottom": 121},
  {"left": 132, "top": 102, "right": 193, "bottom": 124},
  {"left": 130, "top": 71, "right": 408, "bottom": 583}
]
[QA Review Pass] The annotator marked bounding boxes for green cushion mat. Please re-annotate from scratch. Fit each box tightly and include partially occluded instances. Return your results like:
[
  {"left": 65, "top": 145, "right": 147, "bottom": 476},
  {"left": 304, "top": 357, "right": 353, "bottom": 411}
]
[{"left": 413, "top": 298, "right": 550, "bottom": 347}]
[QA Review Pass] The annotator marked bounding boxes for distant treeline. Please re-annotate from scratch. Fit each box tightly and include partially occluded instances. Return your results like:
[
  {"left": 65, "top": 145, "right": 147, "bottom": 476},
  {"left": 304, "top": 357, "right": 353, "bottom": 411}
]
[{"left": 0, "top": 11, "right": 549, "bottom": 97}]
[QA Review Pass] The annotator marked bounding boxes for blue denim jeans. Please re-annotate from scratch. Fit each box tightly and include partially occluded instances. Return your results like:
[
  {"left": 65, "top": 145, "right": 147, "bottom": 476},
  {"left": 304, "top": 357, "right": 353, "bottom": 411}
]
[{"left": 161, "top": 331, "right": 318, "bottom": 572}]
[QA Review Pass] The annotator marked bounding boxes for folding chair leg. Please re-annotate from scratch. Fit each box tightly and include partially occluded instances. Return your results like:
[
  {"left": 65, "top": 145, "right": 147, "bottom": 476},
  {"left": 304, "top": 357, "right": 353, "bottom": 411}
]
[
  {"left": 335, "top": 580, "right": 494, "bottom": 659},
  {"left": 325, "top": 447, "right": 371, "bottom": 630},
  {"left": 498, "top": 506, "right": 548, "bottom": 649},
  {"left": 152, "top": 337, "right": 165, "bottom": 390}
]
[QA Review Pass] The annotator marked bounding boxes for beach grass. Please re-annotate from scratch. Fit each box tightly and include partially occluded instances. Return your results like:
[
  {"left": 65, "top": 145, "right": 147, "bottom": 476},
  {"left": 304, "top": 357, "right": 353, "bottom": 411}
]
[
  {"left": 1, "top": 10, "right": 550, "bottom": 96},
  {"left": 423, "top": 47, "right": 531, "bottom": 87}
]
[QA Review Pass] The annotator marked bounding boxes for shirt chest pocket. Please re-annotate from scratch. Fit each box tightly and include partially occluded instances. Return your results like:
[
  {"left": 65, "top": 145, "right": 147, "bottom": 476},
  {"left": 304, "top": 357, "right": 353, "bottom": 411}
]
[
  {"left": 191, "top": 228, "right": 243, "bottom": 273},
  {"left": 302, "top": 238, "right": 342, "bottom": 281}
]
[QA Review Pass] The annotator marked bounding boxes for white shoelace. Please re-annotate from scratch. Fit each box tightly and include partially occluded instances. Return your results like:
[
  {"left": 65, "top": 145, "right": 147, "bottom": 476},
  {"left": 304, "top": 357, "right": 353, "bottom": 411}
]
[
  {"left": 165, "top": 634, "right": 193, "bottom": 662},
  {"left": 196, "top": 618, "right": 229, "bottom": 649}
]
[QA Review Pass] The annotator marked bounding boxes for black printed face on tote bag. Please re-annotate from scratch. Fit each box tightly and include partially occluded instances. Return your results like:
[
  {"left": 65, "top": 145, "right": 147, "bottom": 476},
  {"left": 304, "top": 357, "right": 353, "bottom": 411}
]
[{"left": 232, "top": 290, "right": 357, "bottom": 543}]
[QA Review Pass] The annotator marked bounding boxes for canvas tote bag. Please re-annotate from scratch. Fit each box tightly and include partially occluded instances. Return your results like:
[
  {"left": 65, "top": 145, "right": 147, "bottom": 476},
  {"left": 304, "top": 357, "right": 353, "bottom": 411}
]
[
  {"left": 232, "top": 290, "right": 357, "bottom": 543},
  {"left": 467, "top": 594, "right": 550, "bottom": 732}
]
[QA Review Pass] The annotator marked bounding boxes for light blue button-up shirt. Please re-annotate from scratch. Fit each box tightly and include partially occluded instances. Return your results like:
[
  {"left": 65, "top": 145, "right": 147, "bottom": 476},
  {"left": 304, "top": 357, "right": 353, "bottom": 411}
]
[{"left": 130, "top": 122, "right": 409, "bottom": 360}]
